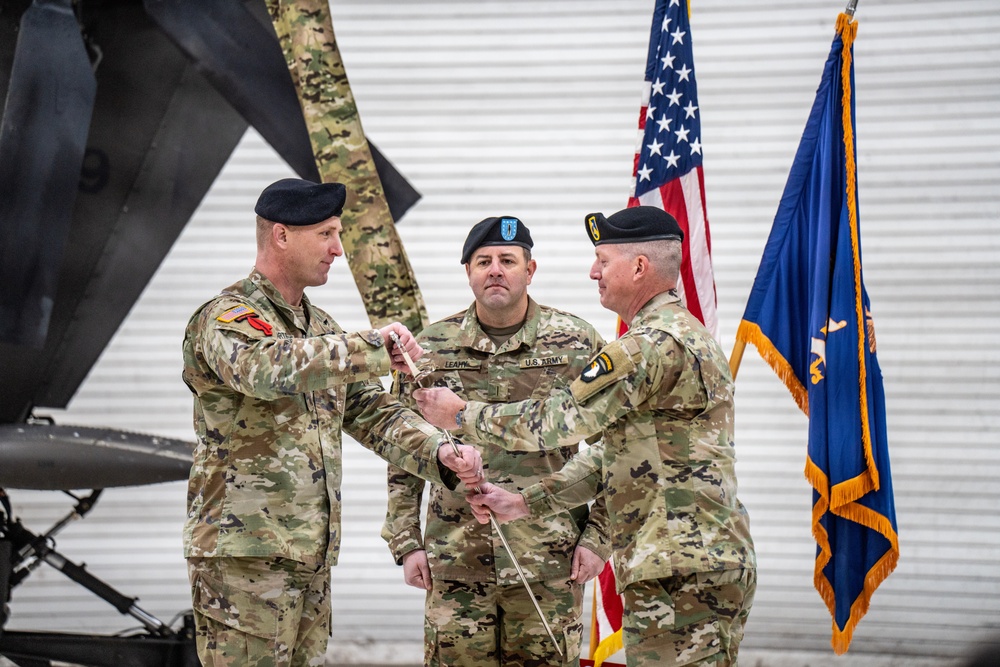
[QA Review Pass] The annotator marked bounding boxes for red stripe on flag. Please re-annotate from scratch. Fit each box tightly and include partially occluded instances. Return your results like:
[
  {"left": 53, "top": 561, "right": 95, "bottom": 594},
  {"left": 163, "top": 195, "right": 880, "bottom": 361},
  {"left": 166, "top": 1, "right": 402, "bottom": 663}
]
[
  {"left": 630, "top": 168, "right": 718, "bottom": 336},
  {"left": 597, "top": 563, "right": 623, "bottom": 632},
  {"left": 661, "top": 176, "right": 706, "bottom": 325}
]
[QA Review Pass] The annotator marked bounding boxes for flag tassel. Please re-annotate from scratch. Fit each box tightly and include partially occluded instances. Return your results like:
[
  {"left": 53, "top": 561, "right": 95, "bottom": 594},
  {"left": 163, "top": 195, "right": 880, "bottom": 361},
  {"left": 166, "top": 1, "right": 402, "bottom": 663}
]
[
  {"left": 735, "top": 320, "right": 808, "bottom": 415},
  {"left": 829, "top": 545, "right": 898, "bottom": 654}
]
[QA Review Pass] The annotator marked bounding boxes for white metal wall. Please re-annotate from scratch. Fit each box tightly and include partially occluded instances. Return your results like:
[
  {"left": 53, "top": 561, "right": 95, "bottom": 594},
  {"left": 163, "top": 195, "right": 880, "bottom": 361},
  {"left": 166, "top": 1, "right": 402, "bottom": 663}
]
[{"left": 7, "top": 0, "right": 999, "bottom": 663}]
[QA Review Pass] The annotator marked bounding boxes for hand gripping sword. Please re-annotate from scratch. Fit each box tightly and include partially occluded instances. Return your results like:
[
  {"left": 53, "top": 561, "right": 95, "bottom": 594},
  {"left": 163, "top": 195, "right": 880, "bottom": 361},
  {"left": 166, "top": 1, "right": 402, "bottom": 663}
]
[{"left": 388, "top": 332, "right": 564, "bottom": 657}]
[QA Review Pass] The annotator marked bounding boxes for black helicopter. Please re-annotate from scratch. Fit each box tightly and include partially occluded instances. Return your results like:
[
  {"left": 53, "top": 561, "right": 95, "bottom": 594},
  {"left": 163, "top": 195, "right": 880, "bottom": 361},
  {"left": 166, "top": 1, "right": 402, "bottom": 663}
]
[{"left": 0, "top": 1, "right": 419, "bottom": 664}]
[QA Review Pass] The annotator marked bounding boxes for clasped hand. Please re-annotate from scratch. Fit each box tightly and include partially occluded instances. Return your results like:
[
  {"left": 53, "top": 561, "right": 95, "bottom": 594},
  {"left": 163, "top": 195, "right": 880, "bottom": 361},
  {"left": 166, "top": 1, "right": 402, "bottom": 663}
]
[
  {"left": 379, "top": 322, "right": 424, "bottom": 375},
  {"left": 412, "top": 387, "right": 466, "bottom": 431},
  {"left": 436, "top": 441, "right": 484, "bottom": 488}
]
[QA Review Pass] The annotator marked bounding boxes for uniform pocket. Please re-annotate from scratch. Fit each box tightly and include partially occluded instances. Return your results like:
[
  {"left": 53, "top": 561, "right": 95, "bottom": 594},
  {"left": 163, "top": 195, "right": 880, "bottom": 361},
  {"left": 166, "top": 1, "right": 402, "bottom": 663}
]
[
  {"left": 269, "top": 395, "right": 308, "bottom": 426},
  {"left": 423, "top": 618, "right": 440, "bottom": 667},
  {"left": 559, "top": 615, "right": 584, "bottom": 661},
  {"left": 192, "top": 568, "right": 279, "bottom": 640},
  {"left": 623, "top": 575, "right": 722, "bottom": 666}
]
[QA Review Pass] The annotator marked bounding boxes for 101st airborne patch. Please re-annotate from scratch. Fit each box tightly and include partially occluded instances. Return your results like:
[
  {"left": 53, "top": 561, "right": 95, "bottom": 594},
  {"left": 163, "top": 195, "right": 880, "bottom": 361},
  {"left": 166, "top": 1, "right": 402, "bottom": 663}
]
[{"left": 570, "top": 340, "right": 636, "bottom": 402}]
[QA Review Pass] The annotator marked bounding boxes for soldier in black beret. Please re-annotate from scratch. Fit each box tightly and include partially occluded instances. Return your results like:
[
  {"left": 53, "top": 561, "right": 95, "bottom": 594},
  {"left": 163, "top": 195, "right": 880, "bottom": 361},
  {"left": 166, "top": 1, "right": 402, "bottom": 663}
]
[
  {"left": 385, "top": 213, "right": 611, "bottom": 667},
  {"left": 460, "top": 215, "right": 534, "bottom": 265},
  {"left": 254, "top": 177, "right": 347, "bottom": 226},
  {"left": 182, "top": 177, "right": 484, "bottom": 667},
  {"left": 414, "top": 201, "right": 755, "bottom": 667},
  {"left": 584, "top": 205, "right": 684, "bottom": 246}
]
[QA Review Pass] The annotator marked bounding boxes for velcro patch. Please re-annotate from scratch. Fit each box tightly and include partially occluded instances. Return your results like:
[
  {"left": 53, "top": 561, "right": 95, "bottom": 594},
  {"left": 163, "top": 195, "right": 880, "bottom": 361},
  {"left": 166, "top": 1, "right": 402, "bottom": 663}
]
[
  {"left": 520, "top": 355, "right": 569, "bottom": 369},
  {"left": 217, "top": 304, "right": 254, "bottom": 323},
  {"left": 570, "top": 341, "right": 636, "bottom": 403}
]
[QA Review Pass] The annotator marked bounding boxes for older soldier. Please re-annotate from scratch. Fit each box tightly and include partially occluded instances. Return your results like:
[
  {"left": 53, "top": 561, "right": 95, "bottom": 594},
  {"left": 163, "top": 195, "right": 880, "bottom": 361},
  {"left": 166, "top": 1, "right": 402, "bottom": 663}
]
[
  {"left": 414, "top": 207, "right": 756, "bottom": 667},
  {"left": 181, "top": 178, "right": 482, "bottom": 667},
  {"left": 383, "top": 216, "right": 612, "bottom": 666}
]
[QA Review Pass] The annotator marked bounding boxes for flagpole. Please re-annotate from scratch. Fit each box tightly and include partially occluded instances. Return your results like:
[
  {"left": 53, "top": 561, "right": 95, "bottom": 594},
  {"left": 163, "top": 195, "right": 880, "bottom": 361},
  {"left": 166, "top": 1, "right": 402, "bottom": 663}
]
[
  {"left": 845, "top": 0, "right": 859, "bottom": 16},
  {"left": 729, "top": 340, "right": 746, "bottom": 380}
]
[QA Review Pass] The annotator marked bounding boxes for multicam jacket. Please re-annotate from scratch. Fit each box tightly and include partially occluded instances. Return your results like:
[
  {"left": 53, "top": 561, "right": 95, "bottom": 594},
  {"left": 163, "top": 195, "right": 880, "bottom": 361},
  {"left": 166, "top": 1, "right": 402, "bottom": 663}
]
[
  {"left": 383, "top": 298, "right": 613, "bottom": 585},
  {"left": 182, "top": 269, "right": 451, "bottom": 566},
  {"left": 460, "top": 291, "right": 755, "bottom": 592}
]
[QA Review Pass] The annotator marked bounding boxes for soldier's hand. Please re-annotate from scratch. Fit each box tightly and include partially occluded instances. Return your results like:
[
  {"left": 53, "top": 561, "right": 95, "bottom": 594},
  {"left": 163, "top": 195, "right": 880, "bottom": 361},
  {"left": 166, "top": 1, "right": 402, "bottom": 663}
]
[
  {"left": 380, "top": 322, "right": 425, "bottom": 374},
  {"left": 570, "top": 545, "right": 606, "bottom": 585},
  {"left": 413, "top": 387, "right": 466, "bottom": 430},
  {"left": 466, "top": 482, "right": 529, "bottom": 524},
  {"left": 402, "top": 549, "right": 432, "bottom": 590},
  {"left": 437, "top": 442, "right": 483, "bottom": 488}
]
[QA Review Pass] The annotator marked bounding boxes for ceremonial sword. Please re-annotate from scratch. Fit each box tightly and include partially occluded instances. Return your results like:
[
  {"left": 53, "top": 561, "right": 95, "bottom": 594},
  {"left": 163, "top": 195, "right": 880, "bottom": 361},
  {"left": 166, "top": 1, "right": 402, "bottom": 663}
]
[{"left": 389, "top": 332, "right": 564, "bottom": 657}]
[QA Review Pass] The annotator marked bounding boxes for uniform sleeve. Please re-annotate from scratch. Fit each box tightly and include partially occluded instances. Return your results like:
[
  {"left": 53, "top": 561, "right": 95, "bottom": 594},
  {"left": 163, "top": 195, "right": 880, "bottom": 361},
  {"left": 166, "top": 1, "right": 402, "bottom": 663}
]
[
  {"left": 342, "top": 379, "right": 457, "bottom": 489},
  {"left": 520, "top": 444, "right": 604, "bottom": 520},
  {"left": 196, "top": 298, "right": 392, "bottom": 399},
  {"left": 575, "top": 451, "right": 613, "bottom": 561},
  {"left": 459, "top": 334, "right": 667, "bottom": 452},
  {"left": 381, "top": 370, "right": 427, "bottom": 563},
  {"left": 382, "top": 466, "right": 426, "bottom": 564}
]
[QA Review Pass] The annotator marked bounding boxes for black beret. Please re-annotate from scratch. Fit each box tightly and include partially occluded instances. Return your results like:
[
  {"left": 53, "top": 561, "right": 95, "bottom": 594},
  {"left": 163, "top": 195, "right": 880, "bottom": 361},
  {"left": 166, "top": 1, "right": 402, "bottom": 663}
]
[
  {"left": 584, "top": 206, "right": 684, "bottom": 246},
  {"left": 460, "top": 216, "right": 533, "bottom": 264},
  {"left": 254, "top": 178, "right": 347, "bottom": 226}
]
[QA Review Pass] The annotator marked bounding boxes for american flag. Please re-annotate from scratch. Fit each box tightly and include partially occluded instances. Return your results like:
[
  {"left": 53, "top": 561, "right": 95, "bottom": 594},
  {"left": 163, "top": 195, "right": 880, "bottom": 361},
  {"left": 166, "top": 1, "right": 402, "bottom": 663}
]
[
  {"left": 589, "top": 3, "right": 717, "bottom": 663},
  {"left": 629, "top": 0, "right": 717, "bottom": 337}
]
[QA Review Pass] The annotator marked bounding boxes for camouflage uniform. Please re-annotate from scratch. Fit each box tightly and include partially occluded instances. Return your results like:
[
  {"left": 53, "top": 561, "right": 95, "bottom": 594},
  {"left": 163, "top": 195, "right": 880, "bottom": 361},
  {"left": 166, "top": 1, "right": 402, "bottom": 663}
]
[
  {"left": 187, "top": 557, "right": 329, "bottom": 667},
  {"left": 459, "top": 291, "right": 756, "bottom": 666},
  {"left": 265, "top": 0, "right": 428, "bottom": 334},
  {"left": 384, "top": 298, "right": 612, "bottom": 666},
  {"left": 182, "top": 269, "right": 453, "bottom": 666}
]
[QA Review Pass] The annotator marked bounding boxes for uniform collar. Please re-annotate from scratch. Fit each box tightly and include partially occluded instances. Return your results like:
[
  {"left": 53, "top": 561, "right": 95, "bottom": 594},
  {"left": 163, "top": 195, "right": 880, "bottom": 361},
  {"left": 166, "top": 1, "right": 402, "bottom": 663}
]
[
  {"left": 457, "top": 296, "right": 541, "bottom": 354},
  {"left": 631, "top": 289, "right": 681, "bottom": 328},
  {"left": 247, "top": 268, "right": 314, "bottom": 332}
]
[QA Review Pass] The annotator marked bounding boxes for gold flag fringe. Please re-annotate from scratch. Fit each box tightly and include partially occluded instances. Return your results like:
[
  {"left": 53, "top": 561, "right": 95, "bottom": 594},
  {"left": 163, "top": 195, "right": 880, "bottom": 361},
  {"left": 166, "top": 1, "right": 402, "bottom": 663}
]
[
  {"left": 836, "top": 12, "right": 882, "bottom": 498},
  {"left": 592, "top": 629, "right": 623, "bottom": 667},
  {"left": 734, "top": 320, "right": 808, "bottom": 415}
]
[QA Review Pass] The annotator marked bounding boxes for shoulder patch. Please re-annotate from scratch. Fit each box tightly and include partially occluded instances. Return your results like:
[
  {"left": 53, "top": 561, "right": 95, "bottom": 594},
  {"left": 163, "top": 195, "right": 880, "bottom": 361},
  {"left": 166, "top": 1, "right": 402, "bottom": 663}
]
[
  {"left": 217, "top": 304, "right": 254, "bottom": 323},
  {"left": 216, "top": 303, "right": 273, "bottom": 337},
  {"left": 570, "top": 341, "right": 636, "bottom": 403},
  {"left": 580, "top": 353, "right": 614, "bottom": 382}
]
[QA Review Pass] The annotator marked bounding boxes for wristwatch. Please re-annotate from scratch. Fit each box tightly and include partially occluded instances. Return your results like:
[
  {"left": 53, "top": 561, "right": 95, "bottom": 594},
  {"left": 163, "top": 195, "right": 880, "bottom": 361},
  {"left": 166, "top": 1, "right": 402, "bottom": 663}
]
[{"left": 454, "top": 409, "right": 464, "bottom": 428}]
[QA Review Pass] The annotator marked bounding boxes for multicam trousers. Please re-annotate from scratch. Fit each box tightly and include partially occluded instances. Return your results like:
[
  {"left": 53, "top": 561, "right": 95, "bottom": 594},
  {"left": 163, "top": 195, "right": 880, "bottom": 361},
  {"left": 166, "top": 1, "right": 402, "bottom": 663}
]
[
  {"left": 423, "top": 576, "right": 582, "bottom": 667},
  {"left": 188, "top": 556, "right": 330, "bottom": 667},
  {"left": 621, "top": 568, "right": 756, "bottom": 667}
]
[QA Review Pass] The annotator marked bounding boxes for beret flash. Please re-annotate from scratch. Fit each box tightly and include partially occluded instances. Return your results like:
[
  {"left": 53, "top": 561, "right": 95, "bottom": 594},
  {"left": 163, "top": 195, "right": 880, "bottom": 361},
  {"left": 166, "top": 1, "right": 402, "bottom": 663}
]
[
  {"left": 584, "top": 206, "right": 684, "bottom": 246},
  {"left": 254, "top": 178, "right": 347, "bottom": 226},
  {"left": 460, "top": 216, "right": 534, "bottom": 264}
]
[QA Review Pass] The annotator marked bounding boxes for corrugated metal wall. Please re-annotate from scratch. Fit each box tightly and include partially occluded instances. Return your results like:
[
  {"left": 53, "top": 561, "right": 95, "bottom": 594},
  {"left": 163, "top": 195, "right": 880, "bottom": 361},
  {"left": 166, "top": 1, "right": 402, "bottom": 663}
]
[{"left": 6, "top": 0, "right": 999, "bottom": 663}]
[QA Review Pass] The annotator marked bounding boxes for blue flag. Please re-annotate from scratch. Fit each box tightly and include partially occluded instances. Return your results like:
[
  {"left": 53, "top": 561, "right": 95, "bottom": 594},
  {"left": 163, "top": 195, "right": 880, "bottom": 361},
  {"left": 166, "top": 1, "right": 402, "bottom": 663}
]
[{"left": 735, "top": 14, "right": 898, "bottom": 654}]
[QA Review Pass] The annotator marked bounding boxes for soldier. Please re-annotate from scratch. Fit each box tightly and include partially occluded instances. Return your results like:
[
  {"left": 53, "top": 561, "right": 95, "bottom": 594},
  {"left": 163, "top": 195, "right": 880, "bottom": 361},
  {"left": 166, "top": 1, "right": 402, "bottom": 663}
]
[
  {"left": 181, "top": 178, "right": 483, "bottom": 667},
  {"left": 383, "top": 216, "right": 611, "bottom": 666},
  {"left": 414, "top": 206, "right": 757, "bottom": 667}
]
